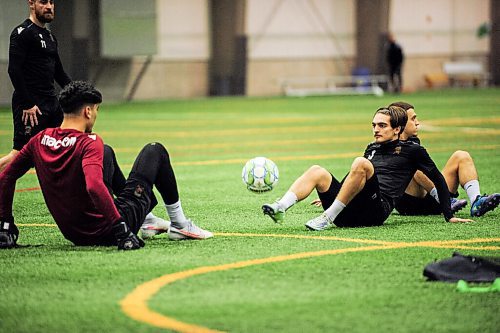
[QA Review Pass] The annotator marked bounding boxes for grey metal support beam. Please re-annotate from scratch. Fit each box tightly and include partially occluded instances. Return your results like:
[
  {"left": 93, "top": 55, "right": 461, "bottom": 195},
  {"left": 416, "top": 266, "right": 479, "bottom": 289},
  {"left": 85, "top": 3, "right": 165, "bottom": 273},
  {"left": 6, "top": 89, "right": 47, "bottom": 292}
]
[
  {"left": 355, "top": 0, "right": 390, "bottom": 75},
  {"left": 490, "top": 0, "right": 500, "bottom": 86}
]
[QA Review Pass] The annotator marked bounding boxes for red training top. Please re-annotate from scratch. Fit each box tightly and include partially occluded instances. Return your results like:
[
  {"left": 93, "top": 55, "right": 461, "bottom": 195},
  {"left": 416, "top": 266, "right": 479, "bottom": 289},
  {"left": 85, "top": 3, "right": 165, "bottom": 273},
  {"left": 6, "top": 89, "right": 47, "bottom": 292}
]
[{"left": 0, "top": 128, "right": 121, "bottom": 245}]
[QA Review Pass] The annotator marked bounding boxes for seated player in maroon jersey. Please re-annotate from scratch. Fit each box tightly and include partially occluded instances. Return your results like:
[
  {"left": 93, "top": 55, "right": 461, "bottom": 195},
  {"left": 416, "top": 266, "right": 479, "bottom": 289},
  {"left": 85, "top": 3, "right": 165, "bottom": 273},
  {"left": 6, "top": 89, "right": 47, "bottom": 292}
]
[{"left": 0, "top": 81, "right": 212, "bottom": 250}]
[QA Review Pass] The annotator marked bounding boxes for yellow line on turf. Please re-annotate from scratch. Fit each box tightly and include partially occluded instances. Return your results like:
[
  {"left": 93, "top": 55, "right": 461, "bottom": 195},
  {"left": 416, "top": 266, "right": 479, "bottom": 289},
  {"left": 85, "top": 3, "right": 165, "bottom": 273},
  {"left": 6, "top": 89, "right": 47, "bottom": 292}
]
[
  {"left": 120, "top": 236, "right": 499, "bottom": 332},
  {"left": 213, "top": 232, "right": 405, "bottom": 246},
  {"left": 414, "top": 237, "right": 500, "bottom": 245},
  {"left": 12, "top": 224, "right": 500, "bottom": 331},
  {"left": 18, "top": 223, "right": 56, "bottom": 227},
  {"left": 120, "top": 244, "right": 403, "bottom": 333}
]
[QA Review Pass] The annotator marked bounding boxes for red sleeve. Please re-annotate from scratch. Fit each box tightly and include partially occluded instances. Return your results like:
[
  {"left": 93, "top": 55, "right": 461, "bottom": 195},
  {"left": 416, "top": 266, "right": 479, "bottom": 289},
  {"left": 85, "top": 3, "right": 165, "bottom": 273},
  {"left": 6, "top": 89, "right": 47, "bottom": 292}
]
[
  {"left": 0, "top": 143, "right": 35, "bottom": 220},
  {"left": 80, "top": 137, "right": 121, "bottom": 224},
  {"left": 83, "top": 164, "right": 122, "bottom": 224}
]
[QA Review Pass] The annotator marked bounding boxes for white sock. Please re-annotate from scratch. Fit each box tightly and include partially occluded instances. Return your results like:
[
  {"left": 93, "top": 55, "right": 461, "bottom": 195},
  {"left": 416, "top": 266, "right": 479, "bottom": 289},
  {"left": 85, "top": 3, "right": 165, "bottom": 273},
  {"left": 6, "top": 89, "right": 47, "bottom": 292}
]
[
  {"left": 277, "top": 191, "right": 298, "bottom": 211},
  {"left": 324, "top": 199, "right": 346, "bottom": 221},
  {"left": 165, "top": 201, "right": 187, "bottom": 226},
  {"left": 463, "top": 180, "right": 481, "bottom": 203},
  {"left": 429, "top": 187, "right": 440, "bottom": 203}
]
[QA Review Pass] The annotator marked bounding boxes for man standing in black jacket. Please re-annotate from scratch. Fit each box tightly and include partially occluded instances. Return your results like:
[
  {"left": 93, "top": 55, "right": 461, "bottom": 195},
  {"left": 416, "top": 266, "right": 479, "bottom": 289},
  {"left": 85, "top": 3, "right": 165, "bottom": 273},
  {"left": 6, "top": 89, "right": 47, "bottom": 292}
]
[
  {"left": 0, "top": 0, "right": 71, "bottom": 171},
  {"left": 386, "top": 33, "right": 404, "bottom": 93}
]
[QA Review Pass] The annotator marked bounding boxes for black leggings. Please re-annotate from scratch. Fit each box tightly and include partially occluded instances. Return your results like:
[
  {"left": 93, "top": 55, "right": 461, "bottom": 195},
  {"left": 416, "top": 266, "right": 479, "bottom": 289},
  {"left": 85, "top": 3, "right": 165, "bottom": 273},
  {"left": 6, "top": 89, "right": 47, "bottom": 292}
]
[
  {"left": 128, "top": 142, "right": 180, "bottom": 205},
  {"left": 102, "top": 143, "right": 179, "bottom": 233}
]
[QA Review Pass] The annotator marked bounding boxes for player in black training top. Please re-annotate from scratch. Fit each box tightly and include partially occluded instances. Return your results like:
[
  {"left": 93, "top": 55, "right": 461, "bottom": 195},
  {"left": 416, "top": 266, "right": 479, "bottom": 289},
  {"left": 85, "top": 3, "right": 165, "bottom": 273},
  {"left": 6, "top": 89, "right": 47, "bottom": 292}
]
[
  {"left": 262, "top": 106, "right": 473, "bottom": 230},
  {"left": 0, "top": 0, "right": 71, "bottom": 172},
  {"left": 390, "top": 101, "right": 500, "bottom": 217}
]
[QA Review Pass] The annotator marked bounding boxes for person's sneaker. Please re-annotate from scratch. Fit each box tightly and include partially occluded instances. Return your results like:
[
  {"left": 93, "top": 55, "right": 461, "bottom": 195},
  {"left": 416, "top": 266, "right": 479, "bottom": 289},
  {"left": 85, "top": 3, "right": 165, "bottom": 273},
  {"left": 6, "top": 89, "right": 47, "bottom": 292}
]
[
  {"left": 140, "top": 213, "right": 170, "bottom": 240},
  {"left": 305, "top": 213, "right": 333, "bottom": 231},
  {"left": 450, "top": 198, "right": 467, "bottom": 214},
  {"left": 470, "top": 193, "right": 500, "bottom": 217},
  {"left": 168, "top": 219, "right": 213, "bottom": 240},
  {"left": 262, "top": 202, "right": 285, "bottom": 223}
]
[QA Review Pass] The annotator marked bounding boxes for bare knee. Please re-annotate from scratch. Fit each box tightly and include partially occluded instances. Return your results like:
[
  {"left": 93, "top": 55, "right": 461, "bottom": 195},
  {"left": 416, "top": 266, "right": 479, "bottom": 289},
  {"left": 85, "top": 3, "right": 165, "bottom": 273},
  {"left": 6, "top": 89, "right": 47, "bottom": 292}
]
[
  {"left": 306, "top": 165, "right": 330, "bottom": 179},
  {"left": 450, "top": 150, "right": 472, "bottom": 163},
  {"left": 303, "top": 165, "right": 331, "bottom": 190},
  {"left": 350, "top": 157, "right": 374, "bottom": 177}
]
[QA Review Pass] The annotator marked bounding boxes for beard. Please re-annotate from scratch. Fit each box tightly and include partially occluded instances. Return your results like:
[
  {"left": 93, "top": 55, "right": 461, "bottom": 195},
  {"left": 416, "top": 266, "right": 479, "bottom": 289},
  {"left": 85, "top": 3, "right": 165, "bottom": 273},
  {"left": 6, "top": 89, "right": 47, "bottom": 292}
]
[{"left": 36, "top": 11, "right": 54, "bottom": 24}]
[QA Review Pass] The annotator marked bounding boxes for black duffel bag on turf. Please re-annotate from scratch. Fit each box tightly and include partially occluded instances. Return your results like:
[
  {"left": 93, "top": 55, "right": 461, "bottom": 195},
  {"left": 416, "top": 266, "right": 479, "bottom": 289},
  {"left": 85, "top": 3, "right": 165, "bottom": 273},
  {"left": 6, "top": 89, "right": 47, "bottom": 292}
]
[{"left": 423, "top": 252, "right": 500, "bottom": 282}]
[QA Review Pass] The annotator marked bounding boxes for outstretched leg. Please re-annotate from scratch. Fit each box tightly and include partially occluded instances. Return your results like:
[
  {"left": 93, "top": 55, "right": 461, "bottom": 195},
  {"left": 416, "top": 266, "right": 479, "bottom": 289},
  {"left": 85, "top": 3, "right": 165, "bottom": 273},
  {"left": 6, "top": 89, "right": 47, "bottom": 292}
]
[
  {"left": 443, "top": 150, "right": 500, "bottom": 216},
  {"left": 128, "top": 143, "right": 212, "bottom": 239},
  {"left": 305, "top": 157, "right": 375, "bottom": 230},
  {"left": 334, "top": 157, "right": 374, "bottom": 205},
  {"left": 262, "top": 165, "right": 333, "bottom": 223},
  {"left": 104, "top": 144, "right": 168, "bottom": 239},
  {"left": 442, "top": 150, "right": 479, "bottom": 202}
]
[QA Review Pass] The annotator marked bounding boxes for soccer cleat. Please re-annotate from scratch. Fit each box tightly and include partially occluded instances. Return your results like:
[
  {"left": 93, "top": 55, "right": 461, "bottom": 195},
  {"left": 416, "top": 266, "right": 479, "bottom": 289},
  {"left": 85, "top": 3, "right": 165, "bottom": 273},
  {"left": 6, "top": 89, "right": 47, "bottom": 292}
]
[
  {"left": 262, "top": 202, "right": 285, "bottom": 224},
  {"left": 470, "top": 193, "right": 500, "bottom": 217},
  {"left": 305, "top": 213, "right": 333, "bottom": 231},
  {"left": 168, "top": 219, "right": 213, "bottom": 240},
  {"left": 140, "top": 214, "right": 170, "bottom": 240},
  {"left": 450, "top": 198, "right": 467, "bottom": 214}
]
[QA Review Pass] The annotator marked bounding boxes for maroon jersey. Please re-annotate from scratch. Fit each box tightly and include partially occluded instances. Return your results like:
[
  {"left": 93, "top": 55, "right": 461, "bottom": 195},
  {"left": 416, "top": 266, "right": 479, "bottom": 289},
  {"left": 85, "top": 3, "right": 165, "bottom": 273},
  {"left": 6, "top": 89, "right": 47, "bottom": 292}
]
[{"left": 0, "top": 128, "right": 121, "bottom": 245}]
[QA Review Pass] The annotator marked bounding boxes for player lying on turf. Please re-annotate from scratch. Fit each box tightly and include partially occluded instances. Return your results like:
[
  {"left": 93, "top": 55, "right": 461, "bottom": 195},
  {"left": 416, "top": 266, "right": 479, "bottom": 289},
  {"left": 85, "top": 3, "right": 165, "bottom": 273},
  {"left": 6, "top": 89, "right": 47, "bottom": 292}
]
[
  {"left": 262, "top": 106, "right": 473, "bottom": 230},
  {"left": 389, "top": 101, "right": 499, "bottom": 217},
  {"left": 0, "top": 81, "right": 212, "bottom": 250}
]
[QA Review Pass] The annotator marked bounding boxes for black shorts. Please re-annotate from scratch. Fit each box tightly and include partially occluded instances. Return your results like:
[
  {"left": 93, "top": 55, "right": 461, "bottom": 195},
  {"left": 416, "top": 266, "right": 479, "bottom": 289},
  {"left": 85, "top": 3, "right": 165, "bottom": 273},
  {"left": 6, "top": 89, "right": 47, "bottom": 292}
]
[
  {"left": 113, "top": 176, "right": 153, "bottom": 235},
  {"left": 395, "top": 193, "right": 441, "bottom": 216},
  {"left": 318, "top": 173, "right": 392, "bottom": 227},
  {"left": 12, "top": 92, "right": 63, "bottom": 150}
]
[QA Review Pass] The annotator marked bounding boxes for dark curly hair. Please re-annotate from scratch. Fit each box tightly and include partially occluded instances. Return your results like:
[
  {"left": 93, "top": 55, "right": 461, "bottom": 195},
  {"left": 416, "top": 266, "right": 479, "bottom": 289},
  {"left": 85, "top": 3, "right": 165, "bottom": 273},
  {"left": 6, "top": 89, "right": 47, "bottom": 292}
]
[
  {"left": 58, "top": 81, "right": 102, "bottom": 114},
  {"left": 388, "top": 101, "right": 414, "bottom": 111}
]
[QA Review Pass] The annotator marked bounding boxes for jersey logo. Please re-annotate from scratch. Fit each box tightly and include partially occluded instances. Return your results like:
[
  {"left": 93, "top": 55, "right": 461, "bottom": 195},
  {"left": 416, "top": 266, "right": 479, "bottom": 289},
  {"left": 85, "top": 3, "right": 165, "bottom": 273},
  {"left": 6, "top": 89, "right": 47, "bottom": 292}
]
[
  {"left": 41, "top": 135, "right": 77, "bottom": 149},
  {"left": 367, "top": 150, "right": 375, "bottom": 160},
  {"left": 17, "top": 27, "right": 25, "bottom": 34},
  {"left": 394, "top": 146, "right": 401, "bottom": 154},
  {"left": 88, "top": 134, "right": 97, "bottom": 141},
  {"left": 39, "top": 34, "right": 46, "bottom": 48}
]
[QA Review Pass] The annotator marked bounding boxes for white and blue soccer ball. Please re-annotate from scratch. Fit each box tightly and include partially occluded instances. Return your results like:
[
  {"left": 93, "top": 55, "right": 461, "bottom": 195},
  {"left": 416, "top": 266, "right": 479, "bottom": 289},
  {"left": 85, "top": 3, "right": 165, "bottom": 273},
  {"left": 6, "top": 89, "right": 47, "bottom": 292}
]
[{"left": 242, "top": 157, "right": 279, "bottom": 193}]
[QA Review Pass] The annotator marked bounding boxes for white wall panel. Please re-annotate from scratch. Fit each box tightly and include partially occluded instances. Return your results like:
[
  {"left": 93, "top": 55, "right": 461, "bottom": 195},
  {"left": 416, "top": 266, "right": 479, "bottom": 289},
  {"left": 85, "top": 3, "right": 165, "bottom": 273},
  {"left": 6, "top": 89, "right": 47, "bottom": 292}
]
[
  {"left": 390, "top": 0, "right": 490, "bottom": 55},
  {"left": 247, "top": 0, "right": 355, "bottom": 59},
  {"left": 156, "top": 0, "right": 210, "bottom": 60}
]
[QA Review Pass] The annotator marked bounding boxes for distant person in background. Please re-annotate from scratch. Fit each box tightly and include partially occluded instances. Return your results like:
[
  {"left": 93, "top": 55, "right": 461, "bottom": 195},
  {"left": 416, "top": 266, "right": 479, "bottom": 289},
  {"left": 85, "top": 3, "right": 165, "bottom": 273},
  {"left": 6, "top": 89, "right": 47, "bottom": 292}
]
[
  {"left": 386, "top": 33, "right": 404, "bottom": 93},
  {"left": 0, "top": 0, "right": 71, "bottom": 172}
]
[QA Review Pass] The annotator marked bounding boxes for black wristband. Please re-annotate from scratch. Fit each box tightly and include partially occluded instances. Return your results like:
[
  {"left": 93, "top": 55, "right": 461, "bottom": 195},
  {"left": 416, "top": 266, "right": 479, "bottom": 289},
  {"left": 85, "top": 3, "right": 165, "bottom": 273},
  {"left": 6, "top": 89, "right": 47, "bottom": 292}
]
[
  {"left": 1, "top": 220, "right": 14, "bottom": 232},
  {"left": 112, "top": 221, "right": 130, "bottom": 239}
]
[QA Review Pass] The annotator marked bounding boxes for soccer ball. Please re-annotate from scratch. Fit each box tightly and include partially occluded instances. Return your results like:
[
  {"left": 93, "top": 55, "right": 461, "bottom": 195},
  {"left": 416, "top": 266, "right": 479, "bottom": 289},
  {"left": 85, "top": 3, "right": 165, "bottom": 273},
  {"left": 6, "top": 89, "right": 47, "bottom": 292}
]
[{"left": 242, "top": 157, "right": 279, "bottom": 193}]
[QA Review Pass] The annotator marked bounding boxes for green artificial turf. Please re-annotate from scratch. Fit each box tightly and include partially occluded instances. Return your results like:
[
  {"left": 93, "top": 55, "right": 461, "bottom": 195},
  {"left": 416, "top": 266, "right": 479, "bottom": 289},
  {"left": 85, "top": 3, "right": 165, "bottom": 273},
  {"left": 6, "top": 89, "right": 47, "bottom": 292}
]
[{"left": 0, "top": 88, "right": 499, "bottom": 332}]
